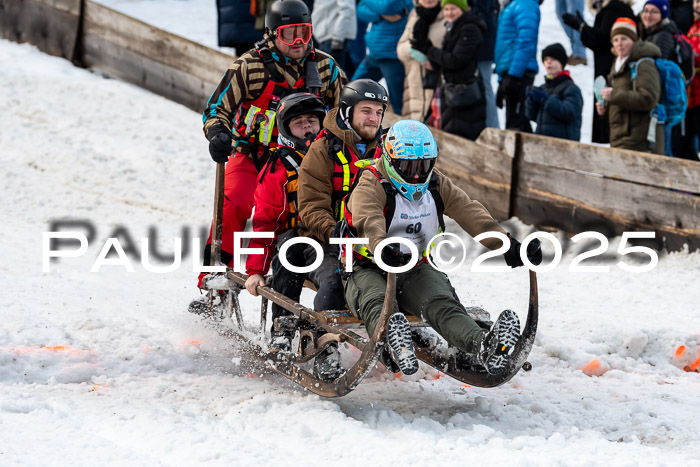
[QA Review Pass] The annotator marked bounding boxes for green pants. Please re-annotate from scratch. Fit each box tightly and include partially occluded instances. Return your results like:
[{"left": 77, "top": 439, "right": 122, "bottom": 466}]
[{"left": 343, "top": 262, "right": 485, "bottom": 354}]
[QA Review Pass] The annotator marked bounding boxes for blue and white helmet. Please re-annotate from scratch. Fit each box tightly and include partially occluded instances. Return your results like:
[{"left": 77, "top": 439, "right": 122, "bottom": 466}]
[{"left": 382, "top": 120, "right": 438, "bottom": 201}]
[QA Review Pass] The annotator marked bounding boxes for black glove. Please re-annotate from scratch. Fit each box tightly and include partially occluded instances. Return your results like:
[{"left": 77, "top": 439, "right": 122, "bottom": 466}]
[
  {"left": 410, "top": 37, "right": 431, "bottom": 55},
  {"left": 207, "top": 125, "right": 233, "bottom": 163},
  {"left": 380, "top": 244, "right": 411, "bottom": 267},
  {"left": 501, "top": 74, "right": 522, "bottom": 97},
  {"left": 503, "top": 235, "right": 543, "bottom": 268},
  {"left": 562, "top": 11, "right": 585, "bottom": 32}
]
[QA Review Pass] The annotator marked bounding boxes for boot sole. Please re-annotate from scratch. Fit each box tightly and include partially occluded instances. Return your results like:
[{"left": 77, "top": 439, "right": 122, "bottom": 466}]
[
  {"left": 485, "top": 310, "right": 521, "bottom": 375},
  {"left": 387, "top": 313, "right": 419, "bottom": 375}
]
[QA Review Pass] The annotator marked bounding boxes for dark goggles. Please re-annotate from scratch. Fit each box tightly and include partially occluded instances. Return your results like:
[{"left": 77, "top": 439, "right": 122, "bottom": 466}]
[
  {"left": 276, "top": 23, "right": 313, "bottom": 46},
  {"left": 392, "top": 158, "right": 436, "bottom": 184}
]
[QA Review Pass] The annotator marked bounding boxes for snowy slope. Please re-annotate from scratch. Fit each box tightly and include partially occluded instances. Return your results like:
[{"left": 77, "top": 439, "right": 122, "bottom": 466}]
[{"left": 1, "top": 17, "right": 700, "bottom": 467}]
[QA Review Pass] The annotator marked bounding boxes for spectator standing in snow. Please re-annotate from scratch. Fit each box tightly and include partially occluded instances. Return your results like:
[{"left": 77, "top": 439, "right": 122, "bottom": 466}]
[
  {"left": 216, "top": 0, "right": 264, "bottom": 54},
  {"left": 563, "top": 0, "right": 635, "bottom": 144},
  {"left": 353, "top": 0, "right": 414, "bottom": 114},
  {"left": 312, "top": 0, "right": 357, "bottom": 71},
  {"left": 494, "top": 0, "right": 540, "bottom": 132},
  {"left": 397, "top": 0, "right": 446, "bottom": 121},
  {"left": 471, "top": 0, "right": 501, "bottom": 128},
  {"left": 412, "top": 0, "right": 486, "bottom": 140},
  {"left": 556, "top": 0, "right": 588, "bottom": 65},
  {"left": 676, "top": 0, "right": 700, "bottom": 160},
  {"left": 596, "top": 18, "right": 664, "bottom": 154},
  {"left": 638, "top": 0, "right": 679, "bottom": 60},
  {"left": 639, "top": 0, "right": 683, "bottom": 155},
  {"left": 525, "top": 43, "right": 583, "bottom": 141}
]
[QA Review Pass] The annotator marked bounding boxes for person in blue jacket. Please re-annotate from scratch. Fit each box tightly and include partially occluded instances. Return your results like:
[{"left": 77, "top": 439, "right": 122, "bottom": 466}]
[
  {"left": 525, "top": 43, "right": 583, "bottom": 141},
  {"left": 353, "top": 0, "right": 415, "bottom": 114},
  {"left": 216, "top": 0, "right": 264, "bottom": 54},
  {"left": 494, "top": 0, "right": 540, "bottom": 132}
]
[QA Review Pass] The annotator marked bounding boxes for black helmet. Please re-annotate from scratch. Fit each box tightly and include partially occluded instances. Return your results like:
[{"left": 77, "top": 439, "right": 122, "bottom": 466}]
[
  {"left": 265, "top": 0, "right": 311, "bottom": 32},
  {"left": 277, "top": 93, "right": 327, "bottom": 151},
  {"left": 338, "top": 79, "right": 388, "bottom": 127}
]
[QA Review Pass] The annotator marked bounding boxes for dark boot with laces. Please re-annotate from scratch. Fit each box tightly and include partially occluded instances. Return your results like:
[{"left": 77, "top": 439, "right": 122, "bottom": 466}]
[
  {"left": 386, "top": 313, "right": 419, "bottom": 375},
  {"left": 312, "top": 343, "right": 345, "bottom": 382},
  {"left": 477, "top": 309, "right": 521, "bottom": 375}
]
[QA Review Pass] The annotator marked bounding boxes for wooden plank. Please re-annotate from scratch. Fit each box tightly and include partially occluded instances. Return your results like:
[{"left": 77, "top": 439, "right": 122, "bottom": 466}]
[
  {"left": 384, "top": 114, "right": 512, "bottom": 219},
  {"left": 518, "top": 163, "right": 699, "bottom": 232},
  {"left": 515, "top": 162, "right": 700, "bottom": 250},
  {"left": 82, "top": 32, "right": 216, "bottom": 112},
  {"left": 0, "top": 0, "right": 81, "bottom": 61},
  {"left": 83, "top": 1, "right": 234, "bottom": 85},
  {"left": 518, "top": 132, "right": 700, "bottom": 194}
]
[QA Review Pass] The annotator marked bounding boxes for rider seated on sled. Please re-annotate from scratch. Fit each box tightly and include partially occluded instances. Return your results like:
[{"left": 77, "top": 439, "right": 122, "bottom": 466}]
[
  {"left": 242, "top": 92, "right": 346, "bottom": 380},
  {"left": 341, "top": 120, "right": 543, "bottom": 376},
  {"left": 290, "top": 79, "right": 389, "bottom": 381}
]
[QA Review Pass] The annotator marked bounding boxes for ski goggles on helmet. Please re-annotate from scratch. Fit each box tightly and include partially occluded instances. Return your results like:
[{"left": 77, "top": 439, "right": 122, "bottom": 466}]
[
  {"left": 392, "top": 158, "right": 436, "bottom": 184},
  {"left": 276, "top": 23, "right": 313, "bottom": 46}
]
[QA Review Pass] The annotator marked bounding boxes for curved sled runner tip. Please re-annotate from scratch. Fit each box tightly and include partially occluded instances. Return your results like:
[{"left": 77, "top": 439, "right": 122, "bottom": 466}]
[{"left": 414, "top": 270, "right": 538, "bottom": 387}]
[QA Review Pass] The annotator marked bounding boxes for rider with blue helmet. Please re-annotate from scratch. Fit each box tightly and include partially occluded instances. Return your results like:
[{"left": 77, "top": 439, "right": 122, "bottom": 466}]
[
  {"left": 382, "top": 119, "right": 438, "bottom": 202},
  {"left": 343, "top": 119, "right": 542, "bottom": 377}
]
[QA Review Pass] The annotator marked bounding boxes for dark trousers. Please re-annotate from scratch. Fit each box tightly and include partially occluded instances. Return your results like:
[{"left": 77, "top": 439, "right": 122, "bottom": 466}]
[
  {"left": 270, "top": 239, "right": 345, "bottom": 326},
  {"left": 344, "top": 262, "right": 485, "bottom": 354},
  {"left": 671, "top": 107, "right": 700, "bottom": 161},
  {"left": 505, "top": 74, "right": 534, "bottom": 132}
]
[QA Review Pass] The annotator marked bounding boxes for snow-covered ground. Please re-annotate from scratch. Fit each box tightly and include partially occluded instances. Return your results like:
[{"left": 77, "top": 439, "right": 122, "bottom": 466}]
[
  {"left": 2, "top": 3, "right": 700, "bottom": 465},
  {"left": 97, "top": 0, "right": 598, "bottom": 141}
]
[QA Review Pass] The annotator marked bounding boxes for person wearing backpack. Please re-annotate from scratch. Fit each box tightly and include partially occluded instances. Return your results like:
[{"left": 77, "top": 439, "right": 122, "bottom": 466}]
[
  {"left": 341, "top": 120, "right": 542, "bottom": 376},
  {"left": 525, "top": 43, "right": 584, "bottom": 141},
  {"left": 596, "top": 18, "right": 664, "bottom": 154},
  {"left": 562, "top": 0, "right": 635, "bottom": 144}
]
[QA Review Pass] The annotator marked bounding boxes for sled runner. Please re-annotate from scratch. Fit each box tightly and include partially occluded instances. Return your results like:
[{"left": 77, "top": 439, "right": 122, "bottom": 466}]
[{"left": 197, "top": 268, "right": 538, "bottom": 396}]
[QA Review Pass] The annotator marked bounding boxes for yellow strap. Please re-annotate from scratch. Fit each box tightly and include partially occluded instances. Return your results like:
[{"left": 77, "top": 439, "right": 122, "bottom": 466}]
[{"left": 336, "top": 151, "right": 350, "bottom": 191}]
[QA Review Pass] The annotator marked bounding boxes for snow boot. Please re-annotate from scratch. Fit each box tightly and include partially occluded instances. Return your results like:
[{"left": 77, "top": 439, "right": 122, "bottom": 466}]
[
  {"left": 268, "top": 329, "right": 293, "bottom": 353},
  {"left": 188, "top": 291, "right": 227, "bottom": 316},
  {"left": 478, "top": 309, "right": 521, "bottom": 375},
  {"left": 386, "top": 313, "right": 419, "bottom": 376},
  {"left": 312, "top": 343, "right": 345, "bottom": 382}
]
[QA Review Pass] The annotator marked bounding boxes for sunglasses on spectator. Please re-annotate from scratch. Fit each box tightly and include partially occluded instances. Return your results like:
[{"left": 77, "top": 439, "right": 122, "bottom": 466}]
[
  {"left": 276, "top": 23, "right": 313, "bottom": 46},
  {"left": 641, "top": 8, "right": 661, "bottom": 15}
]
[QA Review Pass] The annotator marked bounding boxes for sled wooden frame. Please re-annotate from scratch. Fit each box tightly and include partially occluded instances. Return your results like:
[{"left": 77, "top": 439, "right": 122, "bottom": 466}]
[{"left": 205, "top": 268, "right": 538, "bottom": 396}]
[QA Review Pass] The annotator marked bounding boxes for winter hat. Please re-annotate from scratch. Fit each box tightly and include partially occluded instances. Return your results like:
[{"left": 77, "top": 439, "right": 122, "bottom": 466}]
[
  {"left": 441, "top": 0, "right": 468, "bottom": 11},
  {"left": 610, "top": 17, "right": 638, "bottom": 41},
  {"left": 643, "top": 0, "right": 670, "bottom": 19},
  {"left": 541, "top": 43, "right": 568, "bottom": 67}
]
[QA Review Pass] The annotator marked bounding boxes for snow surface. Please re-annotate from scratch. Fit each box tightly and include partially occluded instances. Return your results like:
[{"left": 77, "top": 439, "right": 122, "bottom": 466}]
[{"left": 2, "top": 3, "right": 700, "bottom": 465}]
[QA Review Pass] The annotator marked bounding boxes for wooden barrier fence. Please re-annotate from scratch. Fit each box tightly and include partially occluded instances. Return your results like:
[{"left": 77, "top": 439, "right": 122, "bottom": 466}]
[{"left": 2, "top": 0, "right": 698, "bottom": 250}]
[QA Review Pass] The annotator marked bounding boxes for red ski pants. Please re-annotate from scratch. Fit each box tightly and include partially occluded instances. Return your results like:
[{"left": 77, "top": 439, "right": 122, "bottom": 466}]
[{"left": 198, "top": 152, "right": 258, "bottom": 287}]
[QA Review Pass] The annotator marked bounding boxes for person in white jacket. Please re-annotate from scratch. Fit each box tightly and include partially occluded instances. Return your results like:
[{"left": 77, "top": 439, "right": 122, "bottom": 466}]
[{"left": 312, "top": 0, "right": 357, "bottom": 71}]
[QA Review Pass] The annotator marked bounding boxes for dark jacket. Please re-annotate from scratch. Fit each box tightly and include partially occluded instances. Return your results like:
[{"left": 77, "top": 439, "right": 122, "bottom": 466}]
[
  {"left": 670, "top": 0, "right": 693, "bottom": 35},
  {"left": 580, "top": 0, "right": 636, "bottom": 79},
  {"left": 525, "top": 71, "right": 583, "bottom": 141},
  {"left": 607, "top": 40, "right": 663, "bottom": 154},
  {"left": 427, "top": 11, "right": 486, "bottom": 140},
  {"left": 216, "top": 0, "right": 264, "bottom": 47},
  {"left": 580, "top": 0, "right": 635, "bottom": 144},
  {"left": 471, "top": 0, "right": 499, "bottom": 62},
  {"left": 640, "top": 17, "right": 680, "bottom": 61}
]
